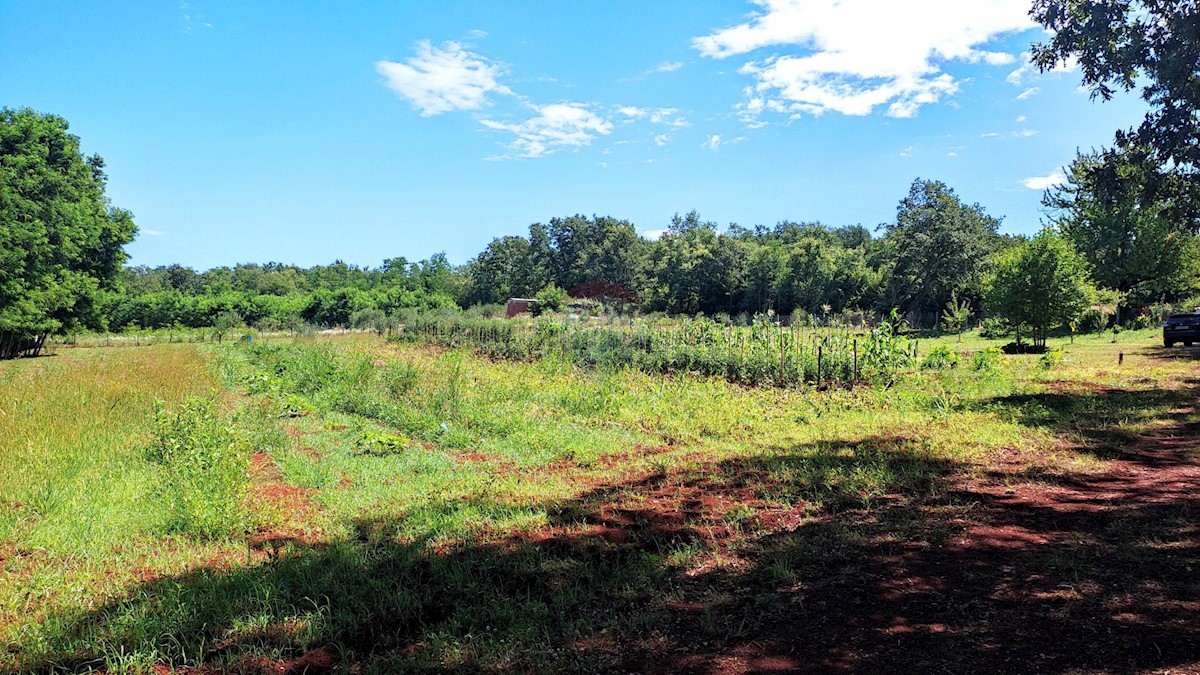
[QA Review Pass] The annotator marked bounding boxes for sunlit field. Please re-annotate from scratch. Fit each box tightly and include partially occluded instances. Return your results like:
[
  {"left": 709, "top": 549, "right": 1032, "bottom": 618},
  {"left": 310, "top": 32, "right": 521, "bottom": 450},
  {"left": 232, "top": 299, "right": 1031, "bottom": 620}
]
[{"left": 3, "top": 327, "right": 1199, "bottom": 672}]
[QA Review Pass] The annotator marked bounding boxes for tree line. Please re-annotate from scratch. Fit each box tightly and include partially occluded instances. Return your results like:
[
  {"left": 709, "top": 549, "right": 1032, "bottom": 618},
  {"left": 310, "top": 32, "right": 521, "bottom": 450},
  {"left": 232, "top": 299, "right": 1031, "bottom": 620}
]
[{"left": 4, "top": 0, "right": 1200, "bottom": 356}]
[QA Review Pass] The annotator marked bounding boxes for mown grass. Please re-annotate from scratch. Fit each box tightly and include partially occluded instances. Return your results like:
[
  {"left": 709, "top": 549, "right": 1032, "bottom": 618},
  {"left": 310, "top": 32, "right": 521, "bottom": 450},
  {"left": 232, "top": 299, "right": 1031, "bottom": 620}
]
[{"left": 1, "top": 325, "right": 1196, "bottom": 672}]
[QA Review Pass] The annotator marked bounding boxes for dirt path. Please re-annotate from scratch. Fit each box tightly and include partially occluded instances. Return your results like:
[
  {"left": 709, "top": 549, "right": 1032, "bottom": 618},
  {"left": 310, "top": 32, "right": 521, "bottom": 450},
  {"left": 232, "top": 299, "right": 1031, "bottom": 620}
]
[{"left": 639, "top": 413, "right": 1200, "bottom": 673}]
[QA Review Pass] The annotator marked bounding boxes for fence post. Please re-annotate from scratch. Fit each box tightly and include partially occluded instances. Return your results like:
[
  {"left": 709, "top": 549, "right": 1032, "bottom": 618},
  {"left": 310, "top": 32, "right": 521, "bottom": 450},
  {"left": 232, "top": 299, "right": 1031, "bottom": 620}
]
[
  {"left": 853, "top": 339, "right": 858, "bottom": 384},
  {"left": 817, "top": 345, "right": 823, "bottom": 388}
]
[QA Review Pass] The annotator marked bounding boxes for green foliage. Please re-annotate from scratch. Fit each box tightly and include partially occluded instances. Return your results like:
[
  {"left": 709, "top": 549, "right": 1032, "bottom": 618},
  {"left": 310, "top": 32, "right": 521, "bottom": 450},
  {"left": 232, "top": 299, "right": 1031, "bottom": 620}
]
[
  {"left": 393, "top": 312, "right": 912, "bottom": 387},
  {"left": 0, "top": 108, "right": 137, "bottom": 357},
  {"left": 147, "top": 397, "right": 249, "bottom": 539},
  {"left": 978, "top": 317, "right": 1010, "bottom": 339},
  {"left": 884, "top": 179, "right": 1004, "bottom": 322},
  {"left": 941, "top": 291, "right": 973, "bottom": 340},
  {"left": 1045, "top": 148, "right": 1199, "bottom": 309},
  {"left": 1032, "top": 1, "right": 1200, "bottom": 179},
  {"left": 354, "top": 429, "right": 412, "bottom": 455},
  {"left": 921, "top": 345, "right": 960, "bottom": 370},
  {"left": 984, "top": 229, "right": 1098, "bottom": 348},
  {"left": 1038, "top": 349, "right": 1065, "bottom": 370},
  {"left": 533, "top": 283, "right": 568, "bottom": 315},
  {"left": 971, "top": 347, "right": 1003, "bottom": 372}
]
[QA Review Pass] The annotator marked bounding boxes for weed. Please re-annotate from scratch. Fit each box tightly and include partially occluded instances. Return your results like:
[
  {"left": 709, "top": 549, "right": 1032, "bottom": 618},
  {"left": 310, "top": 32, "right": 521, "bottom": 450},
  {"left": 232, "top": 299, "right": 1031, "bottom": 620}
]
[{"left": 148, "top": 397, "right": 250, "bottom": 539}]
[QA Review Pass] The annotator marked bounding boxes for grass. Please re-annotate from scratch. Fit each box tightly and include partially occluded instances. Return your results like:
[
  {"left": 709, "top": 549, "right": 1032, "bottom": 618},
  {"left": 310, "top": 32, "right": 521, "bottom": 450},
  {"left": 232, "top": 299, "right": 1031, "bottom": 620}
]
[{"left": 1, "top": 325, "right": 1198, "bottom": 672}]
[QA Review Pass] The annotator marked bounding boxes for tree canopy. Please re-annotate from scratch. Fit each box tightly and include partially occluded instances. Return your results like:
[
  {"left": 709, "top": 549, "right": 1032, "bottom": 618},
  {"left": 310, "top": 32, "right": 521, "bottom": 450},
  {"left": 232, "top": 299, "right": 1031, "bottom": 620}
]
[
  {"left": 1045, "top": 147, "right": 1200, "bottom": 310},
  {"left": 984, "top": 229, "right": 1097, "bottom": 348},
  {"left": 883, "top": 179, "right": 1005, "bottom": 323},
  {"left": 1031, "top": 0, "right": 1200, "bottom": 210},
  {"left": 0, "top": 108, "right": 137, "bottom": 357}
]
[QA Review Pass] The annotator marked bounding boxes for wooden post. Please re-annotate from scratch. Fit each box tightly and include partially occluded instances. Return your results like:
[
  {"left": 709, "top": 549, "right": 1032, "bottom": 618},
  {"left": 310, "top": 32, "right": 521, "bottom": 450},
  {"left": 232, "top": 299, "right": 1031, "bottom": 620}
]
[
  {"left": 853, "top": 339, "right": 858, "bottom": 383},
  {"left": 817, "top": 344, "right": 823, "bottom": 387}
]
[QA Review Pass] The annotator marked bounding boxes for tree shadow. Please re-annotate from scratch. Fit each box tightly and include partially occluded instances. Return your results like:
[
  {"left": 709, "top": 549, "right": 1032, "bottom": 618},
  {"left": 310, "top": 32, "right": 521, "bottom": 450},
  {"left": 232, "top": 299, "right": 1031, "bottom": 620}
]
[
  {"left": 14, "top": 396, "right": 1200, "bottom": 673},
  {"left": 970, "top": 382, "right": 1197, "bottom": 460}
]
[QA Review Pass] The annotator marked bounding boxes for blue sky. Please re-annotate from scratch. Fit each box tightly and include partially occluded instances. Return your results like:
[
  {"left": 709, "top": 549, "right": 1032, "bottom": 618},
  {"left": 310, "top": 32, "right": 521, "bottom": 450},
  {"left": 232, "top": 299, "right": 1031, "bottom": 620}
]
[{"left": 2, "top": 1, "right": 1150, "bottom": 270}]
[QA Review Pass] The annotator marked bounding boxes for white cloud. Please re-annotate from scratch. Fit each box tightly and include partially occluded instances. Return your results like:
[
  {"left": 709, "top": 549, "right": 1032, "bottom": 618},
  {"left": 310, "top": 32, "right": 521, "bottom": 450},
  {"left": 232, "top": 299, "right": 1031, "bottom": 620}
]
[
  {"left": 1023, "top": 171, "right": 1066, "bottom": 190},
  {"left": 702, "top": 134, "right": 722, "bottom": 150},
  {"left": 616, "top": 106, "right": 688, "bottom": 128},
  {"left": 694, "top": 0, "right": 1035, "bottom": 121},
  {"left": 642, "top": 229, "right": 668, "bottom": 240},
  {"left": 900, "top": 145, "right": 914, "bottom": 157},
  {"left": 481, "top": 103, "right": 613, "bottom": 158},
  {"left": 1016, "top": 87, "right": 1039, "bottom": 100},
  {"left": 140, "top": 228, "right": 163, "bottom": 236},
  {"left": 377, "top": 41, "right": 511, "bottom": 116},
  {"left": 1007, "top": 51, "right": 1078, "bottom": 85},
  {"left": 1015, "top": 115, "right": 1027, "bottom": 123},
  {"left": 1013, "top": 128, "right": 1037, "bottom": 138},
  {"left": 465, "top": 29, "right": 488, "bottom": 39},
  {"left": 981, "top": 132, "right": 1001, "bottom": 138},
  {"left": 654, "top": 133, "right": 671, "bottom": 146},
  {"left": 654, "top": 61, "right": 684, "bottom": 73},
  {"left": 946, "top": 151, "right": 958, "bottom": 157}
]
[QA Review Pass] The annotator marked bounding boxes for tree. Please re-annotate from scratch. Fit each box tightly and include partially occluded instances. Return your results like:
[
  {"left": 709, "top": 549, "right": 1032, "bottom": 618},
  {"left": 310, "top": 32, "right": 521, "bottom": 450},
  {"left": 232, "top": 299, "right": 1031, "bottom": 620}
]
[
  {"left": 465, "top": 236, "right": 538, "bottom": 305},
  {"left": 883, "top": 179, "right": 1003, "bottom": 325},
  {"left": 984, "top": 230, "right": 1097, "bottom": 349},
  {"left": 1045, "top": 147, "right": 1200, "bottom": 314},
  {"left": 942, "top": 291, "right": 973, "bottom": 342},
  {"left": 1031, "top": 0, "right": 1200, "bottom": 176},
  {"left": 0, "top": 108, "right": 136, "bottom": 358}
]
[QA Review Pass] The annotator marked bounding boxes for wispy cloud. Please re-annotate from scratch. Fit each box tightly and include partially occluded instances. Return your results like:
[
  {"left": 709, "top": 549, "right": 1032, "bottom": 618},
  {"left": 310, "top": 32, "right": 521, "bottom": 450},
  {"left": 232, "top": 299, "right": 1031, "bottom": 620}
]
[
  {"left": 140, "top": 228, "right": 164, "bottom": 237},
  {"left": 695, "top": 0, "right": 1034, "bottom": 123},
  {"left": 642, "top": 228, "right": 668, "bottom": 240},
  {"left": 376, "top": 41, "right": 511, "bottom": 116},
  {"left": 1016, "top": 87, "right": 1039, "bottom": 100},
  {"left": 1006, "top": 51, "right": 1079, "bottom": 86},
  {"left": 1023, "top": 170, "right": 1066, "bottom": 190},
  {"left": 481, "top": 103, "right": 613, "bottom": 158},
  {"left": 653, "top": 61, "right": 684, "bottom": 73},
  {"left": 179, "top": 2, "right": 213, "bottom": 30}
]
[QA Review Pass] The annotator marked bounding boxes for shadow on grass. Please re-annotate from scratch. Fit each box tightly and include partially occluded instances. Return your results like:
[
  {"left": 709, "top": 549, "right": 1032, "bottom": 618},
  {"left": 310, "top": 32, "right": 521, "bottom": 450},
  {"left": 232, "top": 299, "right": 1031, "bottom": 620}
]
[
  {"left": 15, "top": 397, "right": 1200, "bottom": 672},
  {"left": 972, "top": 381, "right": 1198, "bottom": 460}
]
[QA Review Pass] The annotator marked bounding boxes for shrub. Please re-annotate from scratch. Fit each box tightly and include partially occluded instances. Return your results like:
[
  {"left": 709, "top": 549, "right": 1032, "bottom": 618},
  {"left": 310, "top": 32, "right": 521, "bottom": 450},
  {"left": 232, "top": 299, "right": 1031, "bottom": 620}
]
[
  {"left": 979, "top": 317, "right": 1010, "bottom": 339},
  {"left": 1001, "top": 341, "right": 1048, "bottom": 354},
  {"left": 532, "top": 284, "right": 568, "bottom": 316},
  {"left": 971, "top": 347, "right": 1003, "bottom": 372},
  {"left": 920, "top": 345, "right": 959, "bottom": 370},
  {"left": 1038, "top": 349, "right": 1065, "bottom": 370},
  {"left": 147, "top": 397, "right": 249, "bottom": 539}
]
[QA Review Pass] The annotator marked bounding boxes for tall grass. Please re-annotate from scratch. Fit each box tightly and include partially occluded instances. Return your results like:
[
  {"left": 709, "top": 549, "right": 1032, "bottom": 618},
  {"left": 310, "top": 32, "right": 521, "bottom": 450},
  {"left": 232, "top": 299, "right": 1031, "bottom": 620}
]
[{"left": 391, "top": 312, "right": 914, "bottom": 386}]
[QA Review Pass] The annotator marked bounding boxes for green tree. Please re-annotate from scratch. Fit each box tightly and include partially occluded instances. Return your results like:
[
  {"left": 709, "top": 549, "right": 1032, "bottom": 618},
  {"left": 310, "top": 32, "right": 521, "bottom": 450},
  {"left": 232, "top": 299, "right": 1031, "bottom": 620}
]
[
  {"left": 0, "top": 108, "right": 136, "bottom": 358},
  {"left": 1031, "top": 0, "right": 1200, "bottom": 179},
  {"left": 942, "top": 291, "right": 973, "bottom": 342},
  {"left": 984, "top": 230, "right": 1097, "bottom": 348},
  {"left": 883, "top": 179, "right": 1003, "bottom": 325},
  {"left": 1045, "top": 148, "right": 1199, "bottom": 315},
  {"left": 466, "top": 235, "right": 538, "bottom": 305}
]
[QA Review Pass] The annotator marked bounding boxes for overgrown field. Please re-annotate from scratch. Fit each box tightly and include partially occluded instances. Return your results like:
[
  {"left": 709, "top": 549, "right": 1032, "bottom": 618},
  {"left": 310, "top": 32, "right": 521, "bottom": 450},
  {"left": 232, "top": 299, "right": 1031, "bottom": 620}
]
[{"left": 2, "top": 328, "right": 1199, "bottom": 672}]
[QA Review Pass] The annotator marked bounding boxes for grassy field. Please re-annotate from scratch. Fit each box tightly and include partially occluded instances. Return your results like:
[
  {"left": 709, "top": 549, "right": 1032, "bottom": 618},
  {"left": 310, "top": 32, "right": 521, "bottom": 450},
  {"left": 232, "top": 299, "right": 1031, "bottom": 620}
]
[{"left": 2, "top": 327, "right": 1198, "bottom": 672}]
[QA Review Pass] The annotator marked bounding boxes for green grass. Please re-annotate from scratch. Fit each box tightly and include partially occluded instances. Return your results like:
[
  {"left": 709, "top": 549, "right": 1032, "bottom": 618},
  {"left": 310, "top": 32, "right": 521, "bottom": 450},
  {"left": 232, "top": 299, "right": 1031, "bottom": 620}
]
[{"left": 1, "top": 326, "right": 1196, "bottom": 672}]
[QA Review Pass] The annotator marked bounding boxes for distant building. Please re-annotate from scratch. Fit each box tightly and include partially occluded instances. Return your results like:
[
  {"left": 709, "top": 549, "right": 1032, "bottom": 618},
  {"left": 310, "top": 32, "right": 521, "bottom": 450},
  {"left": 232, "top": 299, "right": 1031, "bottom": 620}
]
[{"left": 506, "top": 298, "right": 537, "bottom": 318}]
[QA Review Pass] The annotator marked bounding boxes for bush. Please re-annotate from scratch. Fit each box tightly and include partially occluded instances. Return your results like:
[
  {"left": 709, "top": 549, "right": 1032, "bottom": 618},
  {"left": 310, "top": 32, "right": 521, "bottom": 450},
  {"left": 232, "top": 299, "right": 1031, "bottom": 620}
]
[
  {"left": 972, "top": 347, "right": 1003, "bottom": 372},
  {"left": 1075, "top": 308, "right": 1110, "bottom": 333},
  {"left": 1038, "top": 349, "right": 1065, "bottom": 370},
  {"left": 532, "top": 284, "right": 568, "bottom": 316},
  {"left": 920, "top": 345, "right": 960, "bottom": 370},
  {"left": 1001, "top": 341, "right": 1048, "bottom": 354},
  {"left": 147, "top": 397, "right": 249, "bottom": 539},
  {"left": 978, "top": 317, "right": 1010, "bottom": 339}
]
